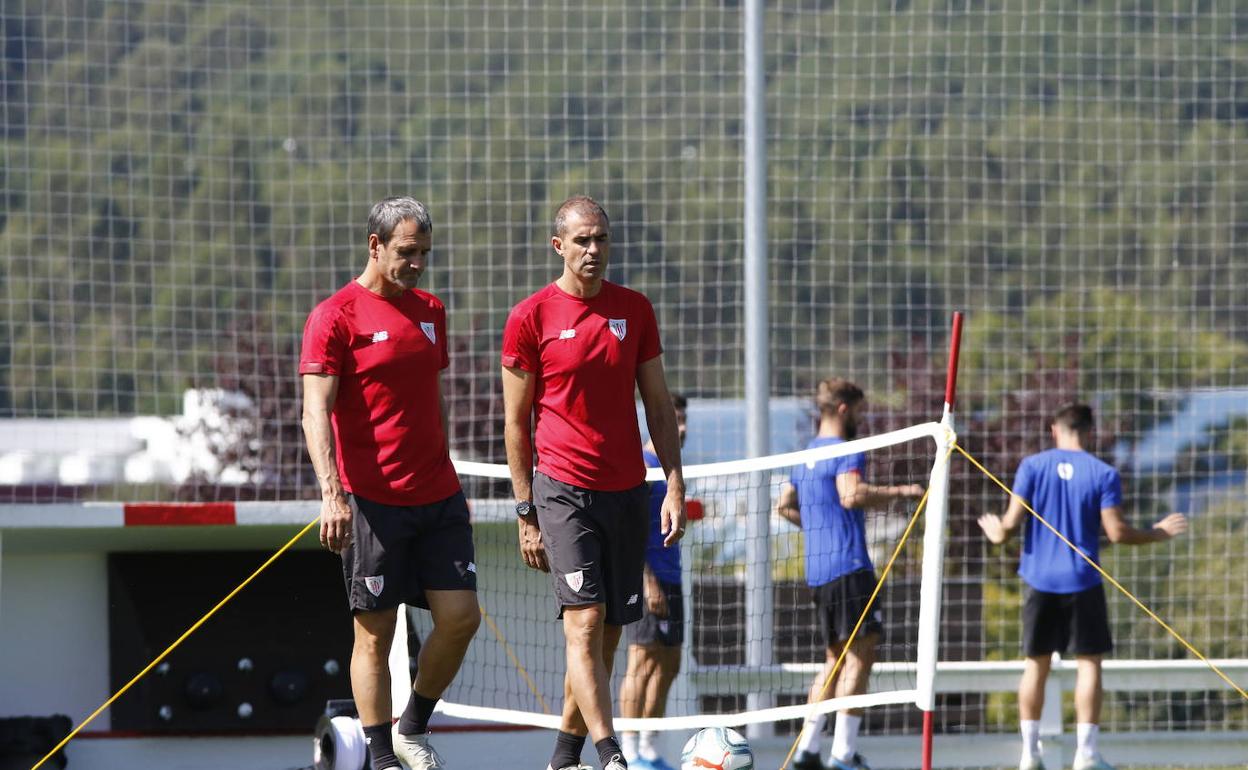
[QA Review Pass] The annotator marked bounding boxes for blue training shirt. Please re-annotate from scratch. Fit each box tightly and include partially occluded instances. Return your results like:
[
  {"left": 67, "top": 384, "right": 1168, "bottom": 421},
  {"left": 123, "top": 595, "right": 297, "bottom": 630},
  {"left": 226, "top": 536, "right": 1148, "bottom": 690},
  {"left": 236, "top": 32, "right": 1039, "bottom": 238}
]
[
  {"left": 1013, "top": 448, "right": 1123, "bottom": 593},
  {"left": 790, "top": 436, "right": 872, "bottom": 587},
  {"left": 643, "top": 449, "right": 681, "bottom": 583}
]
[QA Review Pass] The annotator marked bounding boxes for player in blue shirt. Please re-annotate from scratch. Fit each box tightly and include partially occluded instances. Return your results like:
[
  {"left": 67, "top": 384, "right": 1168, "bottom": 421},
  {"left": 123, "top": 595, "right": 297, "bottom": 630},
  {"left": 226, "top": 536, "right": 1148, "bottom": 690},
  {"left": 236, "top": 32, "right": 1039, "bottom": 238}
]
[
  {"left": 776, "top": 379, "right": 924, "bottom": 770},
  {"left": 619, "top": 394, "right": 687, "bottom": 770},
  {"left": 978, "top": 403, "right": 1187, "bottom": 770}
]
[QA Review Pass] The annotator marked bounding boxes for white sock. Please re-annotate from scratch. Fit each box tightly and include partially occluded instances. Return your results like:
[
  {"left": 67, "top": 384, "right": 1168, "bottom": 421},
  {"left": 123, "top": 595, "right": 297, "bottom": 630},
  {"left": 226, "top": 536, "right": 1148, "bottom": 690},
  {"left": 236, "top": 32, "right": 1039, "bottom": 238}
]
[
  {"left": 620, "top": 731, "right": 639, "bottom": 761},
  {"left": 638, "top": 730, "right": 659, "bottom": 761},
  {"left": 796, "top": 713, "right": 826, "bottom": 755},
  {"left": 1076, "top": 723, "right": 1099, "bottom": 758},
  {"left": 829, "top": 712, "right": 862, "bottom": 762},
  {"left": 1020, "top": 720, "right": 1041, "bottom": 760}
]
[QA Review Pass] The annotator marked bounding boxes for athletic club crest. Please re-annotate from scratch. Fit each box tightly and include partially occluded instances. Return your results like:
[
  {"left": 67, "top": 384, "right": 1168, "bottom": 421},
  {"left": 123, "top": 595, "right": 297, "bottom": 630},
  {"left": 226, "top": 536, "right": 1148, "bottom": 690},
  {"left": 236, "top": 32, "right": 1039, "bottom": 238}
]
[
  {"left": 564, "top": 570, "right": 585, "bottom": 592},
  {"left": 420, "top": 322, "right": 437, "bottom": 344},
  {"left": 608, "top": 318, "right": 627, "bottom": 341},
  {"left": 364, "top": 575, "right": 385, "bottom": 597}
]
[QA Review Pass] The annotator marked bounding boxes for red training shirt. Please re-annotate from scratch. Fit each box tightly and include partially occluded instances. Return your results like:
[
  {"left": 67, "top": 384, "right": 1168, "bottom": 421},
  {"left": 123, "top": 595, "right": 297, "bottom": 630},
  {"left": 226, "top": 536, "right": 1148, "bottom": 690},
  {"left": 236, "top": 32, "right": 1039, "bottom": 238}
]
[
  {"left": 502, "top": 281, "right": 662, "bottom": 491},
  {"left": 300, "top": 281, "right": 461, "bottom": 506}
]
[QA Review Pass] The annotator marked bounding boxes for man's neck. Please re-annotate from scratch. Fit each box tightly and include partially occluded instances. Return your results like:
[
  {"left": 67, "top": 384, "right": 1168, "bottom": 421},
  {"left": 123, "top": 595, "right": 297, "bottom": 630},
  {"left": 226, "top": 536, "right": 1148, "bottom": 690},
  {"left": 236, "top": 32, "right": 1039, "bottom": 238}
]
[
  {"left": 1053, "top": 431, "right": 1085, "bottom": 451},
  {"left": 356, "top": 267, "right": 404, "bottom": 298},
  {"left": 817, "top": 416, "right": 844, "bottom": 439},
  {"left": 556, "top": 272, "right": 603, "bottom": 299}
]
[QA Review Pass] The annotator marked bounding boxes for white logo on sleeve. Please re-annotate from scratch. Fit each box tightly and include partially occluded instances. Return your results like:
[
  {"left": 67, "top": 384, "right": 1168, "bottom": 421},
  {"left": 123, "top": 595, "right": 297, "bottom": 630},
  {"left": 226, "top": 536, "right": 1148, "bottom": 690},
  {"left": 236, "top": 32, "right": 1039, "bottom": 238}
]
[
  {"left": 564, "top": 570, "right": 585, "bottom": 592},
  {"left": 1057, "top": 462, "right": 1075, "bottom": 480},
  {"left": 420, "top": 322, "right": 436, "bottom": 344},
  {"left": 363, "top": 575, "right": 385, "bottom": 597},
  {"left": 559, "top": 328, "right": 577, "bottom": 340},
  {"left": 608, "top": 318, "right": 627, "bottom": 341},
  {"left": 371, "top": 330, "right": 389, "bottom": 343}
]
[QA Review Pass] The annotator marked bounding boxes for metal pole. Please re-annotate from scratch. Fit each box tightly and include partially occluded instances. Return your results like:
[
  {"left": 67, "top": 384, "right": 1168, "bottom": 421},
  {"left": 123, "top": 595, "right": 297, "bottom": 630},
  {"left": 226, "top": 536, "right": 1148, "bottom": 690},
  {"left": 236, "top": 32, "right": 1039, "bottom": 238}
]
[{"left": 742, "top": 0, "right": 772, "bottom": 739}]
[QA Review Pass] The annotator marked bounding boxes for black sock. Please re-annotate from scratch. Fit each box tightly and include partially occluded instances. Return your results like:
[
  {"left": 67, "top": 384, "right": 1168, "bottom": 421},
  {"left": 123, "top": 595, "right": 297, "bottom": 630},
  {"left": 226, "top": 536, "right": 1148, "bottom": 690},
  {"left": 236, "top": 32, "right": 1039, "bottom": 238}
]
[
  {"left": 361, "top": 722, "right": 399, "bottom": 770},
  {"left": 396, "top": 691, "right": 439, "bottom": 736},
  {"left": 595, "top": 736, "right": 625, "bottom": 768},
  {"left": 550, "top": 730, "right": 587, "bottom": 770}
]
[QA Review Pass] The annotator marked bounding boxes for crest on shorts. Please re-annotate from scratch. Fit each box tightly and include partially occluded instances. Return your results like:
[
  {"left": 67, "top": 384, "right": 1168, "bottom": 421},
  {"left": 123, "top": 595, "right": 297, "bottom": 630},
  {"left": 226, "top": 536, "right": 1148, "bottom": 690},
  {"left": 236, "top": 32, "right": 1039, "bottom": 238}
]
[
  {"left": 364, "top": 575, "right": 385, "bottom": 597},
  {"left": 420, "top": 322, "right": 437, "bottom": 344},
  {"left": 564, "top": 570, "right": 585, "bottom": 592},
  {"left": 608, "top": 318, "right": 627, "bottom": 341}
]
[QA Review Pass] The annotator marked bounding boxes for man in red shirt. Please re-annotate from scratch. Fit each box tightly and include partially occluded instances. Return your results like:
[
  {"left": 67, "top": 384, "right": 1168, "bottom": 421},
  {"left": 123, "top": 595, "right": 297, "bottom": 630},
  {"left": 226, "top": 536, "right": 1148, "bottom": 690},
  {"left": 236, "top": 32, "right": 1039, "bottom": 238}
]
[
  {"left": 501, "top": 196, "right": 687, "bottom": 770},
  {"left": 301, "top": 197, "right": 480, "bottom": 770}
]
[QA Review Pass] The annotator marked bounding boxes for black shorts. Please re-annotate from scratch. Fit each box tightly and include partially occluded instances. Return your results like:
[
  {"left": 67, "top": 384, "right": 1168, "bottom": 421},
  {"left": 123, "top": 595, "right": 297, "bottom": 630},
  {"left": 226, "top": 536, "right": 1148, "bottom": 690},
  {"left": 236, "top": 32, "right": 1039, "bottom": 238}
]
[
  {"left": 532, "top": 472, "right": 649, "bottom": 626},
  {"left": 626, "top": 579, "right": 684, "bottom": 648},
  {"left": 812, "top": 569, "right": 884, "bottom": 648},
  {"left": 341, "top": 491, "right": 477, "bottom": 613},
  {"left": 1022, "top": 584, "right": 1113, "bottom": 657}
]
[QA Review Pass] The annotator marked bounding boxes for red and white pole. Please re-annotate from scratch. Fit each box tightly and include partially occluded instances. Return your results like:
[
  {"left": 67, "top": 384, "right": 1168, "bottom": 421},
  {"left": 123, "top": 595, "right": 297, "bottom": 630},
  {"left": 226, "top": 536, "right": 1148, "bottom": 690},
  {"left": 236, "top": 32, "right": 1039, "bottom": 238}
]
[{"left": 921, "top": 310, "right": 965, "bottom": 770}]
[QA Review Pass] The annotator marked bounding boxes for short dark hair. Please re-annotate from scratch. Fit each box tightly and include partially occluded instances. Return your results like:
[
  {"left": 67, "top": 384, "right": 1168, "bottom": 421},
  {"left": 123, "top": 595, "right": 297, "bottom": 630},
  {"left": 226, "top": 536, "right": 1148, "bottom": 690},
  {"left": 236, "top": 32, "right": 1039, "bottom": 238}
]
[
  {"left": 552, "top": 195, "right": 609, "bottom": 237},
  {"left": 671, "top": 393, "right": 688, "bottom": 412},
  {"left": 367, "top": 196, "right": 432, "bottom": 244},
  {"left": 815, "top": 377, "right": 864, "bottom": 417},
  {"left": 1052, "top": 402, "right": 1094, "bottom": 433}
]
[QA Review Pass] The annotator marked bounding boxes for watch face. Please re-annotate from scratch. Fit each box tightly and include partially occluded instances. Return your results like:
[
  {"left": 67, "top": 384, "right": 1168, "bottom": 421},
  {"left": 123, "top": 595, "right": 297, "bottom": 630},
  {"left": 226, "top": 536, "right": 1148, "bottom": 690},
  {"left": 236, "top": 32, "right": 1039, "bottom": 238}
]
[{"left": 515, "top": 501, "right": 534, "bottom": 517}]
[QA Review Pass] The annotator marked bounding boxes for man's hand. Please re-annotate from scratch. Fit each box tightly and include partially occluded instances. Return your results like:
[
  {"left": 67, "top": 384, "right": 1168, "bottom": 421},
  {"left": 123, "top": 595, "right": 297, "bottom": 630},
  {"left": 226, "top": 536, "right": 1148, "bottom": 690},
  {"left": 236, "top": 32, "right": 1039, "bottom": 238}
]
[
  {"left": 660, "top": 486, "right": 687, "bottom": 548},
  {"left": 977, "top": 512, "right": 1008, "bottom": 545},
  {"left": 1152, "top": 512, "right": 1188, "bottom": 539},
  {"left": 898, "top": 483, "right": 925, "bottom": 498},
  {"left": 319, "top": 493, "right": 353, "bottom": 554},
  {"left": 644, "top": 570, "right": 669, "bottom": 618},
  {"left": 518, "top": 514, "right": 549, "bottom": 572}
]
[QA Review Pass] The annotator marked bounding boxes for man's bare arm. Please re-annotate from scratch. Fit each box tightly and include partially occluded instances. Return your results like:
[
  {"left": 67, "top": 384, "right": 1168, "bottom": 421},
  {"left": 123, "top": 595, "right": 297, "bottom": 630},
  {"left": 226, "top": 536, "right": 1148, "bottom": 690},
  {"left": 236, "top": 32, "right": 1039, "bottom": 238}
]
[
  {"left": 837, "top": 471, "right": 923, "bottom": 510},
  {"left": 1102, "top": 507, "right": 1188, "bottom": 545},
  {"left": 776, "top": 482, "right": 802, "bottom": 527},
  {"left": 502, "top": 365, "right": 547, "bottom": 572},
  {"left": 302, "top": 373, "right": 352, "bottom": 553},
  {"left": 637, "top": 356, "right": 686, "bottom": 547}
]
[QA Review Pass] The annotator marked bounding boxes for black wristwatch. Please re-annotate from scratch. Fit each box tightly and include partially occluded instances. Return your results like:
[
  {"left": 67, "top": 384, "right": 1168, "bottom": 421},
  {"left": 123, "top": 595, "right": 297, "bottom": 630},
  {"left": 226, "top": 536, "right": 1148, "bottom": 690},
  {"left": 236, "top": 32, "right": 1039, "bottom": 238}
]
[{"left": 515, "top": 500, "right": 536, "bottom": 518}]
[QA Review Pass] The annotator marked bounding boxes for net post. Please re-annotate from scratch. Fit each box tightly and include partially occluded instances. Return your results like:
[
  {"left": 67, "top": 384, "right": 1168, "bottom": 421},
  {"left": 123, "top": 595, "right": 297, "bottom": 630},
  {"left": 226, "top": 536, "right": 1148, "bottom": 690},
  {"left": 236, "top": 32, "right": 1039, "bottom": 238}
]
[
  {"left": 919, "top": 311, "right": 964, "bottom": 770},
  {"left": 743, "top": 0, "right": 773, "bottom": 739}
]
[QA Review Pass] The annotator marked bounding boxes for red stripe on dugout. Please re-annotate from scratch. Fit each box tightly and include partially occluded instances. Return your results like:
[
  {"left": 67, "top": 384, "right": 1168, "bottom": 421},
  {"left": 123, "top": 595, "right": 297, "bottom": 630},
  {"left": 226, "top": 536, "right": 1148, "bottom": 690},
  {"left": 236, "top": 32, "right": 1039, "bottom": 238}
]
[{"left": 124, "top": 503, "right": 236, "bottom": 526}]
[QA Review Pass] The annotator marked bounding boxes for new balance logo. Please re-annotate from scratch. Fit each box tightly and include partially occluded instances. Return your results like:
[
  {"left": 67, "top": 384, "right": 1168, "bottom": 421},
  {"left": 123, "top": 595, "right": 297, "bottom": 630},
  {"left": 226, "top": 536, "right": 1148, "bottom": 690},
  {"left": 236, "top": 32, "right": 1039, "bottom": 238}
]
[
  {"left": 627, "top": 593, "right": 639, "bottom": 605},
  {"left": 559, "top": 329, "right": 576, "bottom": 339},
  {"left": 371, "top": 331, "right": 389, "bottom": 343}
]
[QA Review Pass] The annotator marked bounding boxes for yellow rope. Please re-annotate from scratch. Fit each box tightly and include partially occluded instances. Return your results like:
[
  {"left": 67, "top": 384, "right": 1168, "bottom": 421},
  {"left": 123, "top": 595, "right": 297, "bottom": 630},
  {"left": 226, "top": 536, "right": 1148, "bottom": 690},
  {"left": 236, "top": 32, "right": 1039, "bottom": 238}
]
[
  {"left": 780, "top": 443, "right": 955, "bottom": 770},
  {"left": 478, "top": 603, "right": 552, "bottom": 714},
  {"left": 955, "top": 442, "right": 1248, "bottom": 702},
  {"left": 30, "top": 517, "right": 320, "bottom": 770}
]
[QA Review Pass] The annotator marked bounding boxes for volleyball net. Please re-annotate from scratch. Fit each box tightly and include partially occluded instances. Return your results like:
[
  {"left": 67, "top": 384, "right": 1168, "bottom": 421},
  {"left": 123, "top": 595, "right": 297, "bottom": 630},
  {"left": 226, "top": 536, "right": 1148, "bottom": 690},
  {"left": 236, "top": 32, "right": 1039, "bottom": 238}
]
[{"left": 420, "top": 420, "right": 955, "bottom": 733}]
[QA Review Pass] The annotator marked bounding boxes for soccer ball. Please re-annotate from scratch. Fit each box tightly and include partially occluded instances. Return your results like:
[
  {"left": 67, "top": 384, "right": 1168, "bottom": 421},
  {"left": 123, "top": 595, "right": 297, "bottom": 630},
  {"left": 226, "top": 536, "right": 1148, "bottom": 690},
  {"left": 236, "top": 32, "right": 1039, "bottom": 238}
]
[{"left": 679, "top": 726, "right": 754, "bottom": 770}]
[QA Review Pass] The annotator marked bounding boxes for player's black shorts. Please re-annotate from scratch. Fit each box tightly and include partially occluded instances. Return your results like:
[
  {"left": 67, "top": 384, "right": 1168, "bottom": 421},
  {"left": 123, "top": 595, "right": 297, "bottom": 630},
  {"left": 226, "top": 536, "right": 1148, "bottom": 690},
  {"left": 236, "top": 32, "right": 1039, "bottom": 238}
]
[
  {"left": 812, "top": 569, "right": 884, "bottom": 648},
  {"left": 341, "top": 491, "right": 477, "bottom": 613},
  {"left": 626, "top": 579, "right": 684, "bottom": 647},
  {"left": 1022, "top": 583, "right": 1113, "bottom": 657},
  {"left": 532, "top": 471, "right": 649, "bottom": 626}
]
